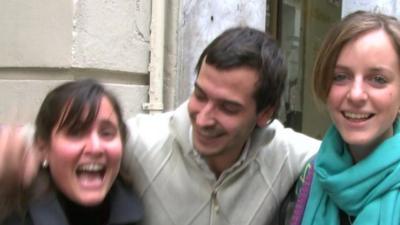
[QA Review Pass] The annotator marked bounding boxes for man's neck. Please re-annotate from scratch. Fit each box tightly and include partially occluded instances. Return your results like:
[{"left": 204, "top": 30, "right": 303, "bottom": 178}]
[{"left": 206, "top": 145, "right": 247, "bottom": 179}]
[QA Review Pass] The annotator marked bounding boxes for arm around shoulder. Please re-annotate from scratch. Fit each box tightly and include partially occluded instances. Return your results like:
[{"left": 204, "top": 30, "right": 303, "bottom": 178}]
[{"left": 271, "top": 120, "right": 320, "bottom": 178}]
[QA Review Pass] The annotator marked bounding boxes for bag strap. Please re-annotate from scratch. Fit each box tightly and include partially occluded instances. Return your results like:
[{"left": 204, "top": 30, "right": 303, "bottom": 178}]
[{"left": 290, "top": 161, "right": 314, "bottom": 225}]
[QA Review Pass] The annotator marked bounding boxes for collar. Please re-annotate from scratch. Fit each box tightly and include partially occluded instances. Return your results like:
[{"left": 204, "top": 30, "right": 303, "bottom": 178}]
[
  {"left": 28, "top": 180, "right": 143, "bottom": 225},
  {"left": 108, "top": 180, "right": 143, "bottom": 224}
]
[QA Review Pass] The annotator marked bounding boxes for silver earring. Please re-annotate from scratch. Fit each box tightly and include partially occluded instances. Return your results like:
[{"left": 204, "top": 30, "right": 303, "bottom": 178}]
[{"left": 42, "top": 159, "right": 48, "bottom": 168}]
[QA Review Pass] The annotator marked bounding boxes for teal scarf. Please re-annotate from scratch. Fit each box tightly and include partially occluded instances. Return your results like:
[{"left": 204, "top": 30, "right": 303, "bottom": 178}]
[{"left": 301, "top": 121, "right": 400, "bottom": 225}]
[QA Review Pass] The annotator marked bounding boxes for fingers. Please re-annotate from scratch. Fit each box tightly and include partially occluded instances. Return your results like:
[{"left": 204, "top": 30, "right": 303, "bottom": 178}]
[
  {"left": 0, "top": 126, "right": 24, "bottom": 187},
  {"left": 22, "top": 143, "right": 42, "bottom": 187},
  {"left": 0, "top": 126, "right": 20, "bottom": 192},
  {"left": 0, "top": 125, "right": 37, "bottom": 190}
]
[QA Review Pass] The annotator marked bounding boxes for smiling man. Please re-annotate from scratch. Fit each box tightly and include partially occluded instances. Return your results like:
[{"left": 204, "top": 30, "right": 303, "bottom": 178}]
[{"left": 122, "top": 27, "right": 320, "bottom": 225}]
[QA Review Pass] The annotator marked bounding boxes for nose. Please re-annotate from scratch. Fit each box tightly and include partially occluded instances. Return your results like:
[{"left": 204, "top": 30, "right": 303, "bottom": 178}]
[
  {"left": 347, "top": 77, "right": 367, "bottom": 105},
  {"left": 195, "top": 102, "right": 216, "bottom": 127},
  {"left": 84, "top": 133, "right": 103, "bottom": 155}
]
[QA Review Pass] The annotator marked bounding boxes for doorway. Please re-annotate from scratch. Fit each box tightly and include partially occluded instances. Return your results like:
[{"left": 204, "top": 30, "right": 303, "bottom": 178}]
[{"left": 269, "top": 0, "right": 341, "bottom": 139}]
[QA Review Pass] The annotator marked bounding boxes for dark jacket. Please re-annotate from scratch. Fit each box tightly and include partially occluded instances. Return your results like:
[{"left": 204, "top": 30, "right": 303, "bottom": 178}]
[{"left": 3, "top": 180, "right": 143, "bottom": 225}]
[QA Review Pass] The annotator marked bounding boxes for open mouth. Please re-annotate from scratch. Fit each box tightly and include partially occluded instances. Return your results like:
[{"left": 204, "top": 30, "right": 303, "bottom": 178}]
[
  {"left": 195, "top": 129, "right": 226, "bottom": 146},
  {"left": 196, "top": 126, "right": 225, "bottom": 138},
  {"left": 76, "top": 163, "right": 106, "bottom": 188},
  {"left": 342, "top": 111, "right": 374, "bottom": 120}
]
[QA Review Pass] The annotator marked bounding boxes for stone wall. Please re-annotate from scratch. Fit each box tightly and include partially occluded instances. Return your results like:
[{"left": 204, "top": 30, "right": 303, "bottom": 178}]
[{"left": 0, "top": 0, "right": 153, "bottom": 123}]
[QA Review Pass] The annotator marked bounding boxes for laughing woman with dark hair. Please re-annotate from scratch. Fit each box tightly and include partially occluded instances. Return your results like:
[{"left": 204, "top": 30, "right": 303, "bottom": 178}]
[{"left": 3, "top": 79, "right": 143, "bottom": 225}]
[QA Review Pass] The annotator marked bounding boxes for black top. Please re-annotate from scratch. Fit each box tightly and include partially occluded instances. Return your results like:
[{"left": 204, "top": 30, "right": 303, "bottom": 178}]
[
  {"left": 3, "top": 180, "right": 143, "bottom": 225},
  {"left": 339, "top": 209, "right": 355, "bottom": 225},
  {"left": 57, "top": 188, "right": 111, "bottom": 225}
]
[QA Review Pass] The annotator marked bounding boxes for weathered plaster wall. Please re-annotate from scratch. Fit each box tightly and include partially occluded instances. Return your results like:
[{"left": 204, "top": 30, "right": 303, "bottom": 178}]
[
  {"left": 0, "top": 79, "right": 147, "bottom": 123},
  {"left": 176, "top": 0, "right": 267, "bottom": 104},
  {"left": 342, "top": 0, "right": 400, "bottom": 16},
  {"left": 72, "top": 0, "right": 151, "bottom": 73},
  {"left": 0, "top": 0, "right": 72, "bottom": 67},
  {"left": 0, "top": 0, "right": 153, "bottom": 123}
]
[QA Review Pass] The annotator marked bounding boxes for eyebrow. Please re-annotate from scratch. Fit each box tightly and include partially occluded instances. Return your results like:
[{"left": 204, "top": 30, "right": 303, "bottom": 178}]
[
  {"left": 193, "top": 82, "right": 244, "bottom": 108},
  {"left": 369, "top": 67, "right": 386, "bottom": 73},
  {"left": 193, "top": 82, "right": 204, "bottom": 93},
  {"left": 335, "top": 64, "right": 390, "bottom": 73},
  {"left": 334, "top": 64, "right": 350, "bottom": 70}
]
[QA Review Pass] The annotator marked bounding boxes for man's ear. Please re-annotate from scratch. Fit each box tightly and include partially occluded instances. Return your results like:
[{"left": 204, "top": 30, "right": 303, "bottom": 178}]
[{"left": 256, "top": 107, "right": 274, "bottom": 128}]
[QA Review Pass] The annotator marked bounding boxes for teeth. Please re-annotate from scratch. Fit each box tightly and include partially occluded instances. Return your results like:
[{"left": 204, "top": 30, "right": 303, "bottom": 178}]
[
  {"left": 78, "top": 164, "right": 104, "bottom": 172},
  {"left": 198, "top": 129, "right": 221, "bottom": 138},
  {"left": 344, "top": 112, "right": 370, "bottom": 119}
]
